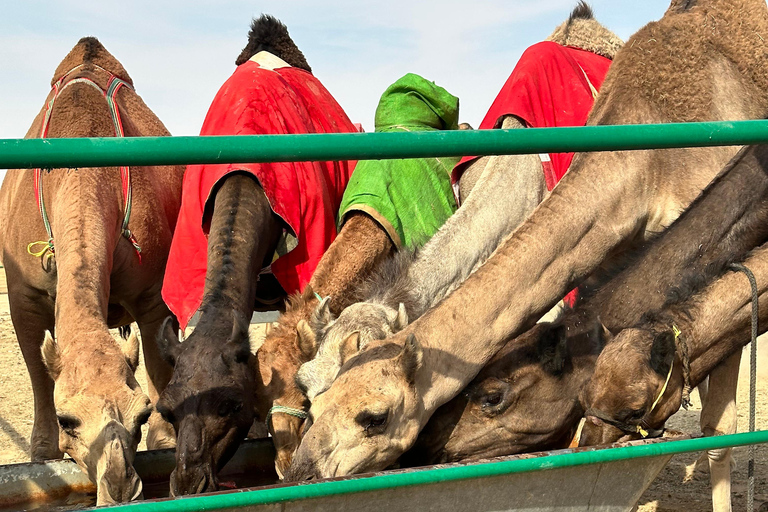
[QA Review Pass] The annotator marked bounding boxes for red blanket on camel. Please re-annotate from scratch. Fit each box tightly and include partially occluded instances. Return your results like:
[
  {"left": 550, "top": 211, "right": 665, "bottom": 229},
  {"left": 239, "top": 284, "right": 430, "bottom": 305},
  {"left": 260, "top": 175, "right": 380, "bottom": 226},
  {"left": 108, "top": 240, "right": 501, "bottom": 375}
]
[
  {"left": 163, "top": 58, "right": 356, "bottom": 329},
  {"left": 453, "top": 41, "right": 612, "bottom": 189}
]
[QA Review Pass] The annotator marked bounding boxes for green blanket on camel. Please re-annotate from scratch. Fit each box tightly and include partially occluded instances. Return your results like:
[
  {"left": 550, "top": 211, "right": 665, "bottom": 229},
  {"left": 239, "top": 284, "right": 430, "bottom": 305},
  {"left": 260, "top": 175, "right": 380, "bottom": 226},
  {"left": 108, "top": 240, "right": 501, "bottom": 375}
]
[{"left": 339, "top": 73, "right": 459, "bottom": 248}]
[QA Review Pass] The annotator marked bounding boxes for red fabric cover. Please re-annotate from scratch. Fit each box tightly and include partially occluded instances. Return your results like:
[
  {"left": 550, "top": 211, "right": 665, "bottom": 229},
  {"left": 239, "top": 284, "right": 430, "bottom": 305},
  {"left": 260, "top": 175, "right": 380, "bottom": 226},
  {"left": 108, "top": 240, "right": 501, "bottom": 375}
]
[
  {"left": 162, "top": 61, "right": 356, "bottom": 329},
  {"left": 453, "top": 41, "right": 612, "bottom": 190}
]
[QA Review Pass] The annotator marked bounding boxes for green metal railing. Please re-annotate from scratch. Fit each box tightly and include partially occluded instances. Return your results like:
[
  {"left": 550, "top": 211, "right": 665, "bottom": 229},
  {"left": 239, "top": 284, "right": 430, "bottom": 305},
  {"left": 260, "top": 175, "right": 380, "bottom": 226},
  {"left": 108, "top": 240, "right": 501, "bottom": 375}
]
[
  {"left": 1, "top": 119, "right": 768, "bottom": 169},
  {"left": 106, "top": 430, "right": 768, "bottom": 512}
]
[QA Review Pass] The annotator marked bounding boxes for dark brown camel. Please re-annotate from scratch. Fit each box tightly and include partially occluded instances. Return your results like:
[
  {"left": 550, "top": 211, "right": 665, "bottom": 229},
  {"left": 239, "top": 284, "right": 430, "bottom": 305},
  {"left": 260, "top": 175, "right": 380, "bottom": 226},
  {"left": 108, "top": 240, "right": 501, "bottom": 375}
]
[
  {"left": 0, "top": 38, "right": 183, "bottom": 505},
  {"left": 581, "top": 235, "right": 768, "bottom": 512},
  {"left": 405, "top": 142, "right": 768, "bottom": 467},
  {"left": 155, "top": 15, "right": 357, "bottom": 496}
]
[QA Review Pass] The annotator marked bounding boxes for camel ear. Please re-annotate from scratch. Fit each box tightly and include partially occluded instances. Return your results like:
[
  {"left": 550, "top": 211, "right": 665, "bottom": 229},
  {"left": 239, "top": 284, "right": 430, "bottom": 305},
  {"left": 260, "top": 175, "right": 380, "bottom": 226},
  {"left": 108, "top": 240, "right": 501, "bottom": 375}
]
[
  {"left": 593, "top": 318, "right": 613, "bottom": 349},
  {"left": 41, "top": 331, "right": 61, "bottom": 381},
  {"left": 393, "top": 303, "right": 409, "bottom": 332},
  {"left": 400, "top": 334, "right": 423, "bottom": 384},
  {"left": 339, "top": 332, "right": 360, "bottom": 366},
  {"left": 310, "top": 296, "right": 333, "bottom": 329},
  {"left": 224, "top": 311, "right": 251, "bottom": 364},
  {"left": 297, "top": 319, "right": 317, "bottom": 361},
  {"left": 157, "top": 316, "right": 182, "bottom": 367},
  {"left": 121, "top": 325, "right": 140, "bottom": 373},
  {"left": 538, "top": 324, "right": 569, "bottom": 375},
  {"left": 650, "top": 331, "right": 675, "bottom": 377}
]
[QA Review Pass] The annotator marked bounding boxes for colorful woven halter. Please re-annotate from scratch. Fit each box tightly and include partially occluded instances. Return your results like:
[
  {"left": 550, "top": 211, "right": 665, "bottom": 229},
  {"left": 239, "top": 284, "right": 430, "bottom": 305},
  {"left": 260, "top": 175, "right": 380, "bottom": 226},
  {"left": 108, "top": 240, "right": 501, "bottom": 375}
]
[{"left": 28, "top": 64, "right": 142, "bottom": 262}]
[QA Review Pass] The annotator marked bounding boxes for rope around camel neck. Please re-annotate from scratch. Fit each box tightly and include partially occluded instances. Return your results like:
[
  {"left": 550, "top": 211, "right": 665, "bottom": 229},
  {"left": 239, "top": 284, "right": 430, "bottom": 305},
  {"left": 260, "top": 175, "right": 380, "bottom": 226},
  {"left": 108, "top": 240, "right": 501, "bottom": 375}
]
[
  {"left": 729, "top": 262, "right": 758, "bottom": 512},
  {"left": 265, "top": 405, "right": 308, "bottom": 427}
]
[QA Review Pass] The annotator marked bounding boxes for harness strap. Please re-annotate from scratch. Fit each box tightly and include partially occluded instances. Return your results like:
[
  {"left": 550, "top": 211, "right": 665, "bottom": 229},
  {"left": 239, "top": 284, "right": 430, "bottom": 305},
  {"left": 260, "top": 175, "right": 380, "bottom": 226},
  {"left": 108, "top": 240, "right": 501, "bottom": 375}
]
[{"left": 30, "top": 67, "right": 141, "bottom": 263}]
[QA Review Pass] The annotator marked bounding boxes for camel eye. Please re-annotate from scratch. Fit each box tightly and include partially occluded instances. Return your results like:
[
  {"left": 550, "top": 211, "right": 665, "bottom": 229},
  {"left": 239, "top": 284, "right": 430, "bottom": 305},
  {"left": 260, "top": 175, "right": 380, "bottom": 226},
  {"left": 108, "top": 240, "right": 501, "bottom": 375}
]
[
  {"left": 57, "top": 415, "right": 81, "bottom": 436},
  {"left": 218, "top": 399, "right": 243, "bottom": 417},
  {"left": 356, "top": 411, "right": 388, "bottom": 435},
  {"left": 156, "top": 403, "right": 176, "bottom": 425},
  {"left": 482, "top": 392, "right": 504, "bottom": 408}
]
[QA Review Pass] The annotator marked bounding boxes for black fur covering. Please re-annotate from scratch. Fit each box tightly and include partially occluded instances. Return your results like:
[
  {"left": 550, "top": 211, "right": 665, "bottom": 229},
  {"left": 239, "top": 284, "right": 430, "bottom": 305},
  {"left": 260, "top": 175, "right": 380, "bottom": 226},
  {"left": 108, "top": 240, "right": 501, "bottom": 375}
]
[{"left": 235, "top": 14, "right": 311, "bottom": 72}]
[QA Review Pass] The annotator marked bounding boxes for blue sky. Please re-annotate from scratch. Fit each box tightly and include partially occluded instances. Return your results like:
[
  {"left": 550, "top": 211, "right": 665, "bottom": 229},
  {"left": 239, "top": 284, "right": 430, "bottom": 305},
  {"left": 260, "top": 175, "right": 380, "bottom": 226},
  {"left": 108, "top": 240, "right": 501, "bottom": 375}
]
[{"left": 0, "top": 1, "right": 673, "bottom": 181}]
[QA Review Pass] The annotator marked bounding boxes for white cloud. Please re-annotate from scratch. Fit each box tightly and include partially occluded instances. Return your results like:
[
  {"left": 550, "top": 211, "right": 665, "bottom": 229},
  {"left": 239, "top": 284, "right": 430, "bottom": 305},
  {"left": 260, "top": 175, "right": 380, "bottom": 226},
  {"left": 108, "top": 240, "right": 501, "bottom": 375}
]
[{"left": 0, "top": 0, "right": 671, "bottom": 186}]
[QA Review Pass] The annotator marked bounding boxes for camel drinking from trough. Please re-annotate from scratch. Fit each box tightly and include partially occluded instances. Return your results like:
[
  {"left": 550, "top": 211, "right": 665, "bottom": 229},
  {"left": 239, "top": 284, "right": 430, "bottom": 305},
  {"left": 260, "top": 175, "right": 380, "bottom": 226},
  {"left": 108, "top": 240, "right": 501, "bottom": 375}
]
[
  {"left": 295, "top": 2, "right": 623, "bottom": 405},
  {"left": 287, "top": 0, "right": 768, "bottom": 481},
  {"left": 406, "top": 143, "right": 768, "bottom": 512},
  {"left": 258, "top": 73, "right": 462, "bottom": 477},
  {"left": 0, "top": 38, "right": 183, "bottom": 505},
  {"left": 155, "top": 15, "right": 359, "bottom": 496},
  {"left": 581, "top": 231, "right": 768, "bottom": 510}
]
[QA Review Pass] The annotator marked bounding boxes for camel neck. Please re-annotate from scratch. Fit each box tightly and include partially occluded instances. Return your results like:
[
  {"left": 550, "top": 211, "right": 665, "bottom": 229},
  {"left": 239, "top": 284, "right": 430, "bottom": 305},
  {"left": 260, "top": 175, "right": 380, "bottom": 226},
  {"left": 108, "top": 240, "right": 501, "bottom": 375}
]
[
  {"left": 665, "top": 242, "right": 768, "bottom": 385},
  {"left": 197, "top": 174, "right": 280, "bottom": 327},
  {"left": 50, "top": 170, "right": 123, "bottom": 341}
]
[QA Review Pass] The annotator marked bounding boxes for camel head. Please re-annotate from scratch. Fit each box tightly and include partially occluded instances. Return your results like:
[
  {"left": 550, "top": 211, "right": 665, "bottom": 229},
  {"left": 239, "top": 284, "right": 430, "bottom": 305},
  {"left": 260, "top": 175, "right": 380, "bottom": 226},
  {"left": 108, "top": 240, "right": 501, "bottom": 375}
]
[
  {"left": 285, "top": 334, "right": 423, "bottom": 481},
  {"left": 404, "top": 322, "right": 596, "bottom": 465},
  {"left": 156, "top": 313, "right": 257, "bottom": 496},
  {"left": 42, "top": 328, "right": 149, "bottom": 505},
  {"left": 296, "top": 298, "right": 409, "bottom": 402},
  {"left": 579, "top": 326, "right": 682, "bottom": 446},
  {"left": 255, "top": 290, "right": 319, "bottom": 479}
]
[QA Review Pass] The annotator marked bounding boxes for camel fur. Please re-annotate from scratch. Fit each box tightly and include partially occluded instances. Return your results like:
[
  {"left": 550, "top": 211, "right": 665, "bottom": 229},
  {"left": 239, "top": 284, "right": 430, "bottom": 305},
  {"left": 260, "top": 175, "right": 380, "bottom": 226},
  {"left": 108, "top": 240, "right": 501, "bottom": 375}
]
[
  {"left": 0, "top": 37, "right": 183, "bottom": 505},
  {"left": 287, "top": 0, "right": 768, "bottom": 483}
]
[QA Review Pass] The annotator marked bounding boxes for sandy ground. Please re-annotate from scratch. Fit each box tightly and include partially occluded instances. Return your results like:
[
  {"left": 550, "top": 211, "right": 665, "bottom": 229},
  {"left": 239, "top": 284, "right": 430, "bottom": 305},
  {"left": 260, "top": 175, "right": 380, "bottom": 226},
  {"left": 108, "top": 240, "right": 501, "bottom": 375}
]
[{"left": 0, "top": 267, "right": 766, "bottom": 510}]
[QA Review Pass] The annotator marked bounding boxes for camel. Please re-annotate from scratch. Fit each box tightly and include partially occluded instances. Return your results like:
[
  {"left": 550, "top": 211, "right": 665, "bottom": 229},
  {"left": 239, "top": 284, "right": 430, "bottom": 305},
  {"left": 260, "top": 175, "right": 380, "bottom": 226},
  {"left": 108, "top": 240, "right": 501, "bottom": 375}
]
[
  {"left": 287, "top": 0, "right": 768, "bottom": 481},
  {"left": 0, "top": 38, "right": 183, "bottom": 505},
  {"left": 154, "top": 15, "right": 360, "bottom": 496},
  {"left": 581, "top": 235, "right": 768, "bottom": 512},
  {"left": 254, "top": 72, "right": 461, "bottom": 478},
  {"left": 296, "top": 2, "right": 623, "bottom": 404},
  {"left": 406, "top": 143, "right": 768, "bottom": 477}
]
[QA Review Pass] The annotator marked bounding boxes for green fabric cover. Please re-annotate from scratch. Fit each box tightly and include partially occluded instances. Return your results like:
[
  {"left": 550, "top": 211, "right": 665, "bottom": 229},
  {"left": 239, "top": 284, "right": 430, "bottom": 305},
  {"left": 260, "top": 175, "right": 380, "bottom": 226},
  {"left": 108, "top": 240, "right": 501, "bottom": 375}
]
[{"left": 339, "top": 73, "right": 459, "bottom": 248}]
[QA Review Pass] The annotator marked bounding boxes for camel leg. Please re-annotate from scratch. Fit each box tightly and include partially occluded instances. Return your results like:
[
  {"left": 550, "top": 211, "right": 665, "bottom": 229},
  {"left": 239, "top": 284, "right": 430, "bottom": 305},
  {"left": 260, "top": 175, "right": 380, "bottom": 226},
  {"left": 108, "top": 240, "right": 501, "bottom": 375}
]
[
  {"left": 131, "top": 297, "right": 177, "bottom": 450},
  {"left": 700, "top": 351, "right": 741, "bottom": 512},
  {"left": 7, "top": 285, "right": 60, "bottom": 461}
]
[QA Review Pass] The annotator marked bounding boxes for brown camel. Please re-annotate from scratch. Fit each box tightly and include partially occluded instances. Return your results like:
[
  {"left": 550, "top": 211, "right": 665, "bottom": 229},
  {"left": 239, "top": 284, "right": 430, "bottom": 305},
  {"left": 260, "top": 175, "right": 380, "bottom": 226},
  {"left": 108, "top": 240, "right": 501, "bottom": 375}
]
[
  {"left": 287, "top": 0, "right": 768, "bottom": 480},
  {"left": 255, "top": 213, "right": 393, "bottom": 478},
  {"left": 0, "top": 38, "right": 183, "bottom": 505},
  {"left": 581, "top": 235, "right": 768, "bottom": 512},
  {"left": 405, "top": 142, "right": 768, "bottom": 477},
  {"left": 155, "top": 15, "right": 357, "bottom": 496}
]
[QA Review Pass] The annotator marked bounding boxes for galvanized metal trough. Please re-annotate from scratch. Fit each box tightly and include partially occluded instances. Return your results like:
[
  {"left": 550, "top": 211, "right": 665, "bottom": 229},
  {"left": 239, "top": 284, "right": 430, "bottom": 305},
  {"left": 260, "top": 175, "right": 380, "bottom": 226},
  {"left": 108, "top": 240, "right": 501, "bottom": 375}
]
[{"left": 5, "top": 431, "right": 763, "bottom": 512}]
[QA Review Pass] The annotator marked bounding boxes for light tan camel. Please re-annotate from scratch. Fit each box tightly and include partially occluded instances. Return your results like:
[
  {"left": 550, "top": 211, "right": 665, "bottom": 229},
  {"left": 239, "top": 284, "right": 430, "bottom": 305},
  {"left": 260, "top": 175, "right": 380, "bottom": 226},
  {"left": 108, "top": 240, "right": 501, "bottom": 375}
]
[
  {"left": 0, "top": 38, "right": 183, "bottom": 504},
  {"left": 287, "top": 0, "right": 768, "bottom": 480}
]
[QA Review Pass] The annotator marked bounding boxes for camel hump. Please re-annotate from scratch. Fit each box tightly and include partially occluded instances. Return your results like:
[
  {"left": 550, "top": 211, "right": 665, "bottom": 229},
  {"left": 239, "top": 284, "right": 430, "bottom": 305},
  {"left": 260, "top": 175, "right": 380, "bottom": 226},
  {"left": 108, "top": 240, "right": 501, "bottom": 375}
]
[
  {"left": 569, "top": 1, "right": 594, "bottom": 21},
  {"left": 52, "top": 36, "right": 133, "bottom": 87},
  {"left": 235, "top": 14, "right": 312, "bottom": 73}
]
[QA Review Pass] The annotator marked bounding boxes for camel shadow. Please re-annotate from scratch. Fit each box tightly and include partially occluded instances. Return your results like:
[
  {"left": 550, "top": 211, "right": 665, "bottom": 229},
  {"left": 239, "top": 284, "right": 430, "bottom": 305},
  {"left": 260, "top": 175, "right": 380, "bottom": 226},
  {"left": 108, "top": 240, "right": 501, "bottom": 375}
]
[{"left": 0, "top": 414, "right": 31, "bottom": 455}]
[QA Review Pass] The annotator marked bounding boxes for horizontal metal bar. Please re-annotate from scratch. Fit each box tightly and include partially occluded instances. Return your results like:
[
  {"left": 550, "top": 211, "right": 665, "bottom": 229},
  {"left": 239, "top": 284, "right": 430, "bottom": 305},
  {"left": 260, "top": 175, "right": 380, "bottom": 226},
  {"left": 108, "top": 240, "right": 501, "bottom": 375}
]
[
  {"left": 107, "top": 429, "right": 768, "bottom": 512},
  {"left": 2, "top": 120, "right": 768, "bottom": 169}
]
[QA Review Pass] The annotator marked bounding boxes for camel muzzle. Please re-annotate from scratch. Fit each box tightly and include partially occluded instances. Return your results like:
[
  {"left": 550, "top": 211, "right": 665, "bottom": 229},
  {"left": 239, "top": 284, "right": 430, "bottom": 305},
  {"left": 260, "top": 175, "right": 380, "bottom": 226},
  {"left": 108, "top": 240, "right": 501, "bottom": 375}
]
[{"left": 95, "top": 424, "right": 143, "bottom": 505}]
